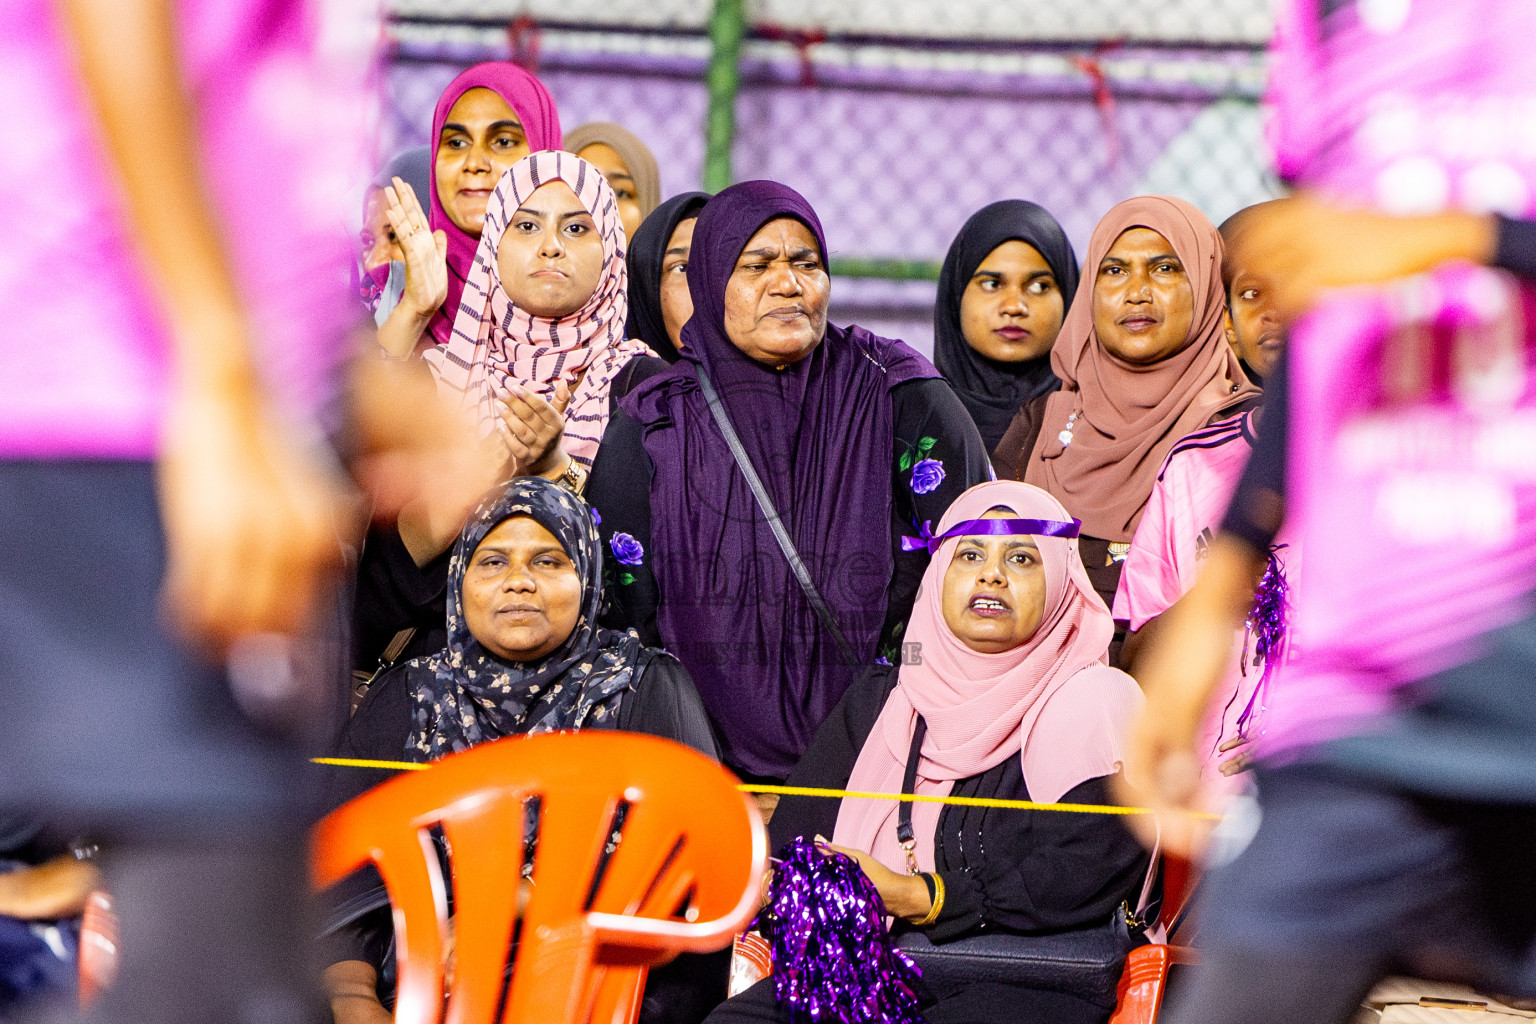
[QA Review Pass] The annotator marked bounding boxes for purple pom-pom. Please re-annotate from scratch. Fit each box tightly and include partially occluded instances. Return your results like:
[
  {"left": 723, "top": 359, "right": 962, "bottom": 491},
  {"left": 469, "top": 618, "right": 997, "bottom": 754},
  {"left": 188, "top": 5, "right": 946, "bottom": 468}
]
[
  {"left": 910, "top": 458, "right": 945, "bottom": 496},
  {"left": 754, "top": 836, "right": 925, "bottom": 1024},
  {"left": 609, "top": 531, "right": 644, "bottom": 566},
  {"left": 1236, "top": 545, "right": 1290, "bottom": 738}
]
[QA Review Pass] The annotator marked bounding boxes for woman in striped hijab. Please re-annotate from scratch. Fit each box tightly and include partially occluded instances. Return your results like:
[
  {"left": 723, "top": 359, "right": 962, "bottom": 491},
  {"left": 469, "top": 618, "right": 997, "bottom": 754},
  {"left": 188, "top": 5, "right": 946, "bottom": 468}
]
[
  {"left": 352, "top": 153, "right": 669, "bottom": 686},
  {"left": 426, "top": 150, "right": 664, "bottom": 480}
]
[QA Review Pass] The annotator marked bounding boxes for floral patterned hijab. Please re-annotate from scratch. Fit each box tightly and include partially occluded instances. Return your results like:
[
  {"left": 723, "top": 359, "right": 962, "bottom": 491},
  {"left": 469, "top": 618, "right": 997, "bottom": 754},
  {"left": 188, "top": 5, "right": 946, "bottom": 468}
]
[{"left": 404, "top": 477, "right": 644, "bottom": 761}]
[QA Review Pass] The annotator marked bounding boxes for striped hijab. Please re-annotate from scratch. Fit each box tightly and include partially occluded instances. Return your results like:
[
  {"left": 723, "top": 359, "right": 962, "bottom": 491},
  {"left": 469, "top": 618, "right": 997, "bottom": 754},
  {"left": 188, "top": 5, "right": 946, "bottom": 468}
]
[{"left": 427, "top": 151, "right": 653, "bottom": 469}]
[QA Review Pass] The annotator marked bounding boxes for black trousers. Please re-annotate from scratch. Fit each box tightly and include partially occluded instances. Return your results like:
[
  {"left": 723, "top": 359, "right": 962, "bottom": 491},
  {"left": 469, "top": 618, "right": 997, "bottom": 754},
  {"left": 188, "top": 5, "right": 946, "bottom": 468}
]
[
  {"left": 1, "top": 461, "right": 333, "bottom": 1023},
  {"left": 1166, "top": 763, "right": 1536, "bottom": 1024}
]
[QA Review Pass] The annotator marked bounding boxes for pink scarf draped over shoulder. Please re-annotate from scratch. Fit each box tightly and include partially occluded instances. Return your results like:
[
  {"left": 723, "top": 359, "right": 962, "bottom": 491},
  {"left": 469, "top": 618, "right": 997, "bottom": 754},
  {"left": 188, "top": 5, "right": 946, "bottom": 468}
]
[{"left": 833, "top": 480, "right": 1143, "bottom": 874}]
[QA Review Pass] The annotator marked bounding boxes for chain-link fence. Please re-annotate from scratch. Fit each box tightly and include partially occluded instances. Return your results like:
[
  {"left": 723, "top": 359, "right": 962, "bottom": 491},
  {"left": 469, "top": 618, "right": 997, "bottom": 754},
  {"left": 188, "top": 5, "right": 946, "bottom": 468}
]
[{"left": 383, "top": 0, "right": 1281, "bottom": 355}]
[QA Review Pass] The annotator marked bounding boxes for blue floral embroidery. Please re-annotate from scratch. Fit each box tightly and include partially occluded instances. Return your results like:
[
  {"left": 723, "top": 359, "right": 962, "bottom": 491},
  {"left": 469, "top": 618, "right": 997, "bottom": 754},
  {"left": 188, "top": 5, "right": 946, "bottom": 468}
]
[
  {"left": 910, "top": 458, "right": 945, "bottom": 495},
  {"left": 610, "top": 532, "right": 645, "bottom": 566}
]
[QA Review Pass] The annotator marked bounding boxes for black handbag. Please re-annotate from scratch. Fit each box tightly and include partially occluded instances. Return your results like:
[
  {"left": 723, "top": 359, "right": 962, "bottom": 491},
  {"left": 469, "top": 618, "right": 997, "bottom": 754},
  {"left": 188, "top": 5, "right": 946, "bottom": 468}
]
[{"left": 890, "top": 716, "right": 1161, "bottom": 1010}]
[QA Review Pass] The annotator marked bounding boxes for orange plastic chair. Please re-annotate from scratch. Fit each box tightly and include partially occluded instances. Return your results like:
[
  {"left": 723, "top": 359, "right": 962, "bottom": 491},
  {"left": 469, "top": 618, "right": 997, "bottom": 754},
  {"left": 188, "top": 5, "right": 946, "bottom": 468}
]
[
  {"left": 78, "top": 889, "right": 118, "bottom": 1008},
  {"left": 311, "top": 731, "right": 767, "bottom": 1024},
  {"left": 1106, "top": 853, "right": 1202, "bottom": 1024}
]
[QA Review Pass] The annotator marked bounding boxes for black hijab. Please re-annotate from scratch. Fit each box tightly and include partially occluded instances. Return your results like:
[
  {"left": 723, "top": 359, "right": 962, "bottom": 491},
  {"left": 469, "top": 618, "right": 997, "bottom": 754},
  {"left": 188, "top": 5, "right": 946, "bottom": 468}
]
[
  {"left": 625, "top": 191, "right": 710, "bottom": 362},
  {"left": 405, "top": 477, "right": 644, "bottom": 761},
  {"left": 933, "top": 200, "right": 1080, "bottom": 452}
]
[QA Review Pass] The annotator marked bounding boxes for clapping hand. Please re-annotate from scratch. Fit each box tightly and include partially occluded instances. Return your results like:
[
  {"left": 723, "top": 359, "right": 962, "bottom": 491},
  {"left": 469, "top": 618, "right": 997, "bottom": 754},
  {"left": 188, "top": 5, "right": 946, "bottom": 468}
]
[
  {"left": 499, "top": 378, "right": 573, "bottom": 478},
  {"left": 382, "top": 176, "right": 448, "bottom": 320}
]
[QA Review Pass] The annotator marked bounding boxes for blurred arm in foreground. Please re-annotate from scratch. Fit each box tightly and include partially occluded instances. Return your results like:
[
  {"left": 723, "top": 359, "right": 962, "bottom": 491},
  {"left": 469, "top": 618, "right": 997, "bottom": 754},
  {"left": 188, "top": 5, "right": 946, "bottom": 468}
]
[
  {"left": 1223, "top": 194, "right": 1499, "bottom": 322},
  {"left": 1116, "top": 534, "right": 1267, "bottom": 857},
  {"left": 58, "top": 0, "right": 345, "bottom": 651},
  {"left": 59, "top": 0, "right": 493, "bottom": 656}
]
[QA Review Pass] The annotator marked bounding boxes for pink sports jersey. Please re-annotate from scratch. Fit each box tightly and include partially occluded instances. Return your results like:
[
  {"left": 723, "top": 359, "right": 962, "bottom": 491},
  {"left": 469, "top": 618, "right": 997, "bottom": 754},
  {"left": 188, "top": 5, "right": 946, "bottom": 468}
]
[
  {"left": 1269, "top": 0, "right": 1536, "bottom": 218},
  {"left": 1254, "top": 0, "right": 1536, "bottom": 757},
  {"left": 0, "top": 0, "right": 376, "bottom": 458},
  {"left": 1115, "top": 414, "right": 1256, "bottom": 634},
  {"left": 1262, "top": 266, "right": 1536, "bottom": 756},
  {"left": 1115, "top": 412, "right": 1293, "bottom": 786}
]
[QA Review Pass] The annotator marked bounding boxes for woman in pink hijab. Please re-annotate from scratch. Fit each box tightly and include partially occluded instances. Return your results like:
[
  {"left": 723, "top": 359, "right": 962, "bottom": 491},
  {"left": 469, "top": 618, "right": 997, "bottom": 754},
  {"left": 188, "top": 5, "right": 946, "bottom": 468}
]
[
  {"left": 375, "top": 62, "right": 562, "bottom": 359},
  {"left": 710, "top": 480, "right": 1150, "bottom": 1024}
]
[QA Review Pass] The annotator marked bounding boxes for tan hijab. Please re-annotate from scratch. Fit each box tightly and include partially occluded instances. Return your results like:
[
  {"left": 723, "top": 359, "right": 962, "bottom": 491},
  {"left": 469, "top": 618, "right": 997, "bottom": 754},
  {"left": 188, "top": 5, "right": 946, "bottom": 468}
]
[
  {"left": 563, "top": 121, "right": 661, "bottom": 219},
  {"left": 1025, "top": 195, "right": 1258, "bottom": 542}
]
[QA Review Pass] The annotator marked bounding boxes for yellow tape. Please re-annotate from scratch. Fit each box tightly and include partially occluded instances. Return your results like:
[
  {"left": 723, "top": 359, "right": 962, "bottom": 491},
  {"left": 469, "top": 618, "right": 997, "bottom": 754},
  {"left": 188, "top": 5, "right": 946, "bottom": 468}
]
[
  {"left": 313, "top": 756, "right": 430, "bottom": 771},
  {"left": 311, "top": 757, "right": 1219, "bottom": 819},
  {"left": 745, "top": 783, "right": 1220, "bottom": 819}
]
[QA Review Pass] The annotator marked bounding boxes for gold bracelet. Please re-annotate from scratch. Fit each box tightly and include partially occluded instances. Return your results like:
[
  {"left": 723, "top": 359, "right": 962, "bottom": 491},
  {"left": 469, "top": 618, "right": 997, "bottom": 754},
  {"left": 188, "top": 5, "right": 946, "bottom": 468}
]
[{"left": 907, "top": 872, "right": 945, "bottom": 927}]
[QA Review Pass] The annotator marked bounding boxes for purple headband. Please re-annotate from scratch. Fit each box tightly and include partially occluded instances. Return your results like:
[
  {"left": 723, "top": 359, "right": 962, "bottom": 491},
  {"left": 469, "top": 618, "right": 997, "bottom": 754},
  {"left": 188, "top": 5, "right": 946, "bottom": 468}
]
[{"left": 900, "top": 516, "right": 1082, "bottom": 555}]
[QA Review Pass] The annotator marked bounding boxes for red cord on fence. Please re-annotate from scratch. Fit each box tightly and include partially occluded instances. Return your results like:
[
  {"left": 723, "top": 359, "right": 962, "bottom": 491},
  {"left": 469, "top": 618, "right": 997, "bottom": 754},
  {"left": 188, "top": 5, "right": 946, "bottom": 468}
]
[
  {"left": 1071, "top": 40, "right": 1126, "bottom": 167},
  {"left": 754, "top": 23, "right": 827, "bottom": 88},
  {"left": 506, "top": 14, "right": 542, "bottom": 75}
]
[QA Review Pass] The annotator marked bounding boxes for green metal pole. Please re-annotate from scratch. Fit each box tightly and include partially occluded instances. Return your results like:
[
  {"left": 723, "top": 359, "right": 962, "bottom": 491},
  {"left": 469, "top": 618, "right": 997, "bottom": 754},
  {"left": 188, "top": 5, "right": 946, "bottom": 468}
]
[
  {"left": 827, "top": 257, "right": 943, "bottom": 281},
  {"left": 703, "top": 0, "right": 745, "bottom": 193}
]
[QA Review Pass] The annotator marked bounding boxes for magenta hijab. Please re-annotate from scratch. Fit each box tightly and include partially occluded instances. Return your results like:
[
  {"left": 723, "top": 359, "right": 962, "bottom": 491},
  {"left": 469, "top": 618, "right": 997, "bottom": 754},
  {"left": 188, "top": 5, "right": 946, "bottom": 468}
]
[
  {"left": 833, "top": 480, "right": 1142, "bottom": 873},
  {"left": 426, "top": 62, "right": 563, "bottom": 348}
]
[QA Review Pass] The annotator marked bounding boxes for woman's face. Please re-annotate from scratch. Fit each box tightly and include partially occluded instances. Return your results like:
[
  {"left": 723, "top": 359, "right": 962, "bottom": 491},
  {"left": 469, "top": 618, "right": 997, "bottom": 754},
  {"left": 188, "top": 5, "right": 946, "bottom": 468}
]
[
  {"left": 577, "top": 142, "right": 643, "bottom": 241},
  {"left": 496, "top": 180, "right": 605, "bottom": 319},
  {"left": 722, "top": 217, "right": 830, "bottom": 368},
  {"left": 435, "top": 88, "right": 530, "bottom": 236},
  {"left": 360, "top": 188, "right": 403, "bottom": 272},
  {"left": 462, "top": 516, "right": 582, "bottom": 662},
  {"left": 660, "top": 215, "right": 698, "bottom": 350},
  {"left": 939, "top": 508, "right": 1049, "bottom": 654},
  {"left": 959, "top": 240, "right": 1066, "bottom": 363},
  {"left": 1092, "top": 227, "right": 1195, "bottom": 365}
]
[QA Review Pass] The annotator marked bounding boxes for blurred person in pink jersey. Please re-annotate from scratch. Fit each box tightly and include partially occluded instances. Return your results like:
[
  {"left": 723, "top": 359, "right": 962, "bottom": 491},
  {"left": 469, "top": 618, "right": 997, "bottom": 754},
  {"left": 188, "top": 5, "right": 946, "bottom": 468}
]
[
  {"left": 1123, "top": 2, "right": 1536, "bottom": 1022},
  {"left": 0, "top": 1, "right": 492, "bottom": 1020}
]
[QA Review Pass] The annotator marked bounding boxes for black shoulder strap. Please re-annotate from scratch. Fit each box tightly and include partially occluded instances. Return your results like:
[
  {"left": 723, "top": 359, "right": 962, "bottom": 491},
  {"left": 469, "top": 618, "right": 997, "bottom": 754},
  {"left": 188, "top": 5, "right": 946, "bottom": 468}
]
[
  {"left": 695, "top": 365, "right": 860, "bottom": 667},
  {"left": 896, "top": 714, "right": 927, "bottom": 847}
]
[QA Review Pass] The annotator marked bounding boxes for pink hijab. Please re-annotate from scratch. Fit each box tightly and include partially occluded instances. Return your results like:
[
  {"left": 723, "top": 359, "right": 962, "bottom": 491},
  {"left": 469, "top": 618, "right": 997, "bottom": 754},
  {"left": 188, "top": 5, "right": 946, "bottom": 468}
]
[
  {"left": 834, "top": 481, "right": 1142, "bottom": 873},
  {"left": 427, "top": 152, "right": 652, "bottom": 469},
  {"left": 1024, "top": 196, "right": 1258, "bottom": 542},
  {"left": 426, "top": 62, "right": 563, "bottom": 348}
]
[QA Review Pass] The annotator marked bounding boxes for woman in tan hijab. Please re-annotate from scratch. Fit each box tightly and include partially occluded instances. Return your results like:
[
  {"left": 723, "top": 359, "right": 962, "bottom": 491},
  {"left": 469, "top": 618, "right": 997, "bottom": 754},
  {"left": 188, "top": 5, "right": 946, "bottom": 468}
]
[
  {"left": 993, "top": 195, "right": 1259, "bottom": 626},
  {"left": 564, "top": 121, "right": 661, "bottom": 241}
]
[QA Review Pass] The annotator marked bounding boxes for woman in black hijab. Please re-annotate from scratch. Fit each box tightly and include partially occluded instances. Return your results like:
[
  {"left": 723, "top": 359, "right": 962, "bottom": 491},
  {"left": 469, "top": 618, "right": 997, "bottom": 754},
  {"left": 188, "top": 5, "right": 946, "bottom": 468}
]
[
  {"left": 323, "top": 477, "right": 721, "bottom": 1024},
  {"left": 933, "top": 200, "right": 1079, "bottom": 454},
  {"left": 335, "top": 476, "right": 715, "bottom": 774},
  {"left": 625, "top": 191, "right": 710, "bottom": 362}
]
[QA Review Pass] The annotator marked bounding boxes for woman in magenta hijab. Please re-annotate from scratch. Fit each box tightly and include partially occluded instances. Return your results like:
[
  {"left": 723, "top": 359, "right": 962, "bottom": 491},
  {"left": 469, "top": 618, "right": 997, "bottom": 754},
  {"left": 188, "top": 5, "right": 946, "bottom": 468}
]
[
  {"left": 708, "top": 480, "right": 1151, "bottom": 1024},
  {"left": 376, "top": 62, "right": 562, "bottom": 359}
]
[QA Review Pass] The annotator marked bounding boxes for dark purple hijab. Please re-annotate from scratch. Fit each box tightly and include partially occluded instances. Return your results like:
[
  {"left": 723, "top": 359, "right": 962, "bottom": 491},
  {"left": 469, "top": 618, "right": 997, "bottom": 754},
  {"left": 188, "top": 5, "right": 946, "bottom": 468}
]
[{"left": 621, "top": 181, "right": 936, "bottom": 777}]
